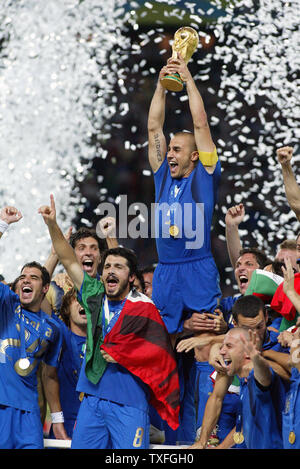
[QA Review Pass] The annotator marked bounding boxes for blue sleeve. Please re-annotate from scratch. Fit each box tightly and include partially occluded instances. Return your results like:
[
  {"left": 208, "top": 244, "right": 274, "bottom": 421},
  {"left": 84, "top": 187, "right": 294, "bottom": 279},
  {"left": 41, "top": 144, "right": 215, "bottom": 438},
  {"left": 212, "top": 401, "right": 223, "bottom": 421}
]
[
  {"left": 213, "top": 160, "right": 222, "bottom": 200},
  {"left": 153, "top": 157, "right": 168, "bottom": 202},
  {"left": 291, "top": 367, "right": 300, "bottom": 380},
  {"left": 192, "top": 159, "right": 221, "bottom": 206},
  {"left": 219, "top": 295, "right": 240, "bottom": 326},
  {"left": 246, "top": 368, "right": 285, "bottom": 441},
  {"left": 0, "top": 282, "right": 19, "bottom": 313},
  {"left": 249, "top": 367, "right": 285, "bottom": 400}
]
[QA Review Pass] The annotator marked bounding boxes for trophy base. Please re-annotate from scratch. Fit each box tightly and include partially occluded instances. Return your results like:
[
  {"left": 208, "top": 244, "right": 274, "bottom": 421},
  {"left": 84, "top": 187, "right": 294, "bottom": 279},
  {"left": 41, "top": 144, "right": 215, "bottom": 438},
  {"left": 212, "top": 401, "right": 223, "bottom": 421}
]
[{"left": 160, "top": 73, "right": 183, "bottom": 92}]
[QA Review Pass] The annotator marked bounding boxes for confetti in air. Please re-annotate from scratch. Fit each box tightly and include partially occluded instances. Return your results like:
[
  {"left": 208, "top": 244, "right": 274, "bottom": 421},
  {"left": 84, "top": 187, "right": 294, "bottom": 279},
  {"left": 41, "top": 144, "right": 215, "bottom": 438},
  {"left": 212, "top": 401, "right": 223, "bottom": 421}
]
[
  {"left": 104, "top": 0, "right": 299, "bottom": 291},
  {"left": 0, "top": 0, "right": 131, "bottom": 281},
  {"left": 210, "top": 0, "right": 300, "bottom": 260},
  {"left": 0, "top": 0, "right": 299, "bottom": 293},
  {"left": 127, "top": 0, "right": 300, "bottom": 279},
  {"left": 111, "top": 0, "right": 300, "bottom": 291}
]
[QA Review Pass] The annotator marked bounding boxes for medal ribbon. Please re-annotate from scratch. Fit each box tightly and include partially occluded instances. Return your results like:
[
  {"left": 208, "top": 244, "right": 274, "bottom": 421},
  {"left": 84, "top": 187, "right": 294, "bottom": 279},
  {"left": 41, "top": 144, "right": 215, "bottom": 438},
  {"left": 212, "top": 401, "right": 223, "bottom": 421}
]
[
  {"left": 102, "top": 295, "right": 127, "bottom": 338},
  {"left": 19, "top": 312, "right": 28, "bottom": 362},
  {"left": 235, "top": 395, "right": 243, "bottom": 434},
  {"left": 288, "top": 379, "right": 300, "bottom": 442},
  {"left": 19, "top": 313, "right": 47, "bottom": 362},
  {"left": 233, "top": 383, "right": 245, "bottom": 445},
  {"left": 168, "top": 178, "right": 188, "bottom": 235}
]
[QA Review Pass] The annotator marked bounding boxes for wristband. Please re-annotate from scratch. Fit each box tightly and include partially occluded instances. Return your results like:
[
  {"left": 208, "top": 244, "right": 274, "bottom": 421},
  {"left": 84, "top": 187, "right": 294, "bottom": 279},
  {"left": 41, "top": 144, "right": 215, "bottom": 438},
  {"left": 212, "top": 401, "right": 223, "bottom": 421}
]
[
  {"left": 51, "top": 411, "right": 64, "bottom": 423},
  {"left": 0, "top": 219, "right": 9, "bottom": 235}
]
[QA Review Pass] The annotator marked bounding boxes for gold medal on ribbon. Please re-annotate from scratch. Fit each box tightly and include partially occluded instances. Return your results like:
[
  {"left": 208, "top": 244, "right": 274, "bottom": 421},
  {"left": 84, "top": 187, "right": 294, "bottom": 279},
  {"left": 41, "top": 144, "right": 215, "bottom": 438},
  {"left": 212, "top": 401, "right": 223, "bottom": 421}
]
[
  {"left": 18, "top": 357, "right": 30, "bottom": 370},
  {"left": 169, "top": 224, "right": 179, "bottom": 237},
  {"left": 14, "top": 357, "right": 32, "bottom": 376},
  {"left": 289, "top": 431, "right": 296, "bottom": 445},
  {"left": 233, "top": 431, "right": 244, "bottom": 444}
]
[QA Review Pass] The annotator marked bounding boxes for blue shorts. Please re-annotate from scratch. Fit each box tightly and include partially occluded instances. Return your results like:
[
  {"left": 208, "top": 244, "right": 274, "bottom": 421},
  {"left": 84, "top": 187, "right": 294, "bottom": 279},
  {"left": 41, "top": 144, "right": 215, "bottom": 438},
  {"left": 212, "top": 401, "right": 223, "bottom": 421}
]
[
  {"left": 152, "top": 257, "right": 221, "bottom": 334},
  {"left": 71, "top": 395, "right": 150, "bottom": 449},
  {"left": 0, "top": 405, "right": 43, "bottom": 449},
  {"left": 195, "top": 361, "right": 214, "bottom": 429}
]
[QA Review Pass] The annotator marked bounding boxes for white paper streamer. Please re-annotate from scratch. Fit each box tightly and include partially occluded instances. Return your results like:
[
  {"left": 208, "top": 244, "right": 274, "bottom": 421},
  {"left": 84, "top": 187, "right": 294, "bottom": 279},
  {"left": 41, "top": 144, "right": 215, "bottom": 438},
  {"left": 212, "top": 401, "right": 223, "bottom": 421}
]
[
  {"left": 0, "top": 0, "right": 299, "bottom": 289},
  {"left": 0, "top": 0, "right": 131, "bottom": 281}
]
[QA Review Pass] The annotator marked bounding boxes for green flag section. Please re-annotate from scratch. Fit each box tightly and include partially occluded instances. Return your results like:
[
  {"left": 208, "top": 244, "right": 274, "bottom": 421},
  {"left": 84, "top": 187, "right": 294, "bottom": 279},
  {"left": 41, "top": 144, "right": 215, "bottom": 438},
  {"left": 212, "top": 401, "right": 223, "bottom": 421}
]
[
  {"left": 77, "top": 273, "right": 107, "bottom": 385},
  {"left": 245, "top": 269, "right": 283, "bottom": 303},
  {"left": 279, "top": 315, "right": 299, "bottom": 332}
]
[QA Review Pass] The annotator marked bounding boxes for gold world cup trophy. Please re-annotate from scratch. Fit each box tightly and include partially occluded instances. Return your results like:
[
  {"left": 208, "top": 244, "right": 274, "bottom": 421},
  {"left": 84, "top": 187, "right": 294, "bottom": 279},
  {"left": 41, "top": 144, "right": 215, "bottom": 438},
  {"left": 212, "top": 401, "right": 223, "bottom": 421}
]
[{"left": 160, "top": 27, "right": 199, "bottom": 92}]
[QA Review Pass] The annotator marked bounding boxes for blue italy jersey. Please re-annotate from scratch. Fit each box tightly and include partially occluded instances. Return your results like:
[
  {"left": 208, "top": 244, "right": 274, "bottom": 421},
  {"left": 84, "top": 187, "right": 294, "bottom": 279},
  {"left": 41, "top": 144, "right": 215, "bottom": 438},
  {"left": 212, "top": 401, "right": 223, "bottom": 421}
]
[
  {"left": 219, "top": 295, "right": 241, "bottom": 326},
  {"left": 239, "top": 368, "right": 285, "bottom": 449},
  {"left": 0, "top": 282, "right": 62, "bottom": 412},
  {"left": 263, "top": 329, "right": 289, "bottom": 353},
  {"left": 152, "top": 158, "right": 221, "bottom": 332},
  {"left": 56, "top": 320, "right": 85, "bottom": 434},
  {"left": 154, "top": 157, "right": 221, "bottom": 263}
]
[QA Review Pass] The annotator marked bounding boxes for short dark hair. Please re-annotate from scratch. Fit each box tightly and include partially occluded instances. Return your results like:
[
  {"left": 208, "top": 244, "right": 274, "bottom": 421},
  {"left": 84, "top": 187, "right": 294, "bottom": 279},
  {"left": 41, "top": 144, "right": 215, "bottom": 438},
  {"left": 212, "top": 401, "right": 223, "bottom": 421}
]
[
  {"left": 133, "top": 270, "right": 145, "bottom": 292},
  {"left": 101, "top": 247, "right": 138, "bottom": 276},
  {"left": 141, "top": 264, "right": 156, "bottom": 275},
  {"left": 232, "top": 295, "right": 266, "bottom": 323},
  {"left": 70, "top": 227, "right": 107, "bottom": 253},
  {"left": 238, "top": 248, "right": 272, "bottom": 269},
  {"left": 21, "top": 261, "right": 50, "bottom": 287},
  {"left": 60, "top": 287, "right": 77, "bottom": 328},
  {"left": 10, "top": 276, "right": 20, "bottom": 292}
]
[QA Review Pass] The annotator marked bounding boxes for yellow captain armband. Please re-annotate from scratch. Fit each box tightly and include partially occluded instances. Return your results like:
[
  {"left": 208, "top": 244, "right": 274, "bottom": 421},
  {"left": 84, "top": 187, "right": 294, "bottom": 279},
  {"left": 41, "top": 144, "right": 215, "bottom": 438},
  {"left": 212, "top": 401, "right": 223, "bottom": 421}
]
[{"left": 198, "top": 147, "right": 218, "bottom": 166}]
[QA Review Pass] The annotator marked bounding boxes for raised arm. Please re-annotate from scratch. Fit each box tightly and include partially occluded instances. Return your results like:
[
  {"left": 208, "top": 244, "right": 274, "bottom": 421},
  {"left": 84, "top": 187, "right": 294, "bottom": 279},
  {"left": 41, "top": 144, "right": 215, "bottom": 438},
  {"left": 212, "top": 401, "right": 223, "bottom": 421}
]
[
  {"left": 289, "top": 319, "right": 300, "bottom": 372},
  {"left": 166, "top": 54, "right": 216, "bottom": 171},
  {"left": 225, "top": 204, "right": 245, "bottom": 269},
  {"left": 262, "top": 349, "right": 291, "bottom": 379},
  {"left": 282, "top": 256, "right": 300, "bottom": 312},
  {"left": 147, "top": 67, "right": 168, "bottom": 173},
  {"left": 42, "top": 364, "right": 70, "bottom": 440},
  {"left": 0, "top": 206, "right": 22, "bottom": 239},
  {"left": 43, "top": 226, "right": 73, "bottom": 279},
  {"left": 277, "top": 146, "right": 300, "bottom": 220},
  {"left": 97, "top": 216, "right": 119, "bottom": 249},
  {"left": 241, "top": 330, "right": 272, "bottom": 387},
  {"left": 38, "top": 195, "right": 83, "bottom": 291},
  {"left": 189, "top": 372, "right": 233, "bottom": 449}
]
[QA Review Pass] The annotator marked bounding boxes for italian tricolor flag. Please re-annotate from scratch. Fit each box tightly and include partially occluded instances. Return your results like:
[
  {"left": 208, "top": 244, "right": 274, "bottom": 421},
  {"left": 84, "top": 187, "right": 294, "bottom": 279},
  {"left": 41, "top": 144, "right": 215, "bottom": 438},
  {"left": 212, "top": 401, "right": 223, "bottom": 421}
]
[{"left": 245, "top": 269, "right": 284, "bottom": 303}]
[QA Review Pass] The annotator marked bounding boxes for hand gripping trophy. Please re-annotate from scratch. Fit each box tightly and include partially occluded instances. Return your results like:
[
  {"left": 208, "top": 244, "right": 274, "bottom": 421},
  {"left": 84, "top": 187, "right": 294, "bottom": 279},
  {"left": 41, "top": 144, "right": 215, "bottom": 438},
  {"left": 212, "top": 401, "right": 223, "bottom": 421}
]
[{"left": 160, "top": 27, "right": 199, "bottom": 92}]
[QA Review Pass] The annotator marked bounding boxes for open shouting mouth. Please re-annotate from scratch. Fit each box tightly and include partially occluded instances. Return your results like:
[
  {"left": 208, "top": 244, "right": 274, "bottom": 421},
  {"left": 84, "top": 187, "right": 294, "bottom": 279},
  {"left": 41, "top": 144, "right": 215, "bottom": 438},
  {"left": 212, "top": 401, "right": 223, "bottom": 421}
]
[
  {"left": 81, "top": 259, "right": 94, "bottom": 274},
  {"left": 21, "top": 285, "right": 33, "bottom": 300},
  {"left": 105, "top": 275, "right": 119, "bottom": 291},
  {"left": 168, "top": 160, "right": 178, "bottom": 175}
]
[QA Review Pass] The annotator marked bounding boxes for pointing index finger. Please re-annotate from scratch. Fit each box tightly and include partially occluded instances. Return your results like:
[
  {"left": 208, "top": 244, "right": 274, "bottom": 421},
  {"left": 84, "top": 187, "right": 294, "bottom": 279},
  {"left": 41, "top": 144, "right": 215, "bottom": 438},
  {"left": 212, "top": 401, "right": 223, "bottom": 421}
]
[{"left": 50, "top": 194, "right": 55, "bottom": 209}]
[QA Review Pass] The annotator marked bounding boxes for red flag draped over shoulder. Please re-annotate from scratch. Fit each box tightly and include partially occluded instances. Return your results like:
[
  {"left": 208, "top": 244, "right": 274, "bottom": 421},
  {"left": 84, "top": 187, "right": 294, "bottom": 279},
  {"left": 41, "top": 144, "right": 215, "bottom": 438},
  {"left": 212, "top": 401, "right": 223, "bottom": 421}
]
[{"left": 101, "top": 290, "right": 180, "bottom": 430}]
